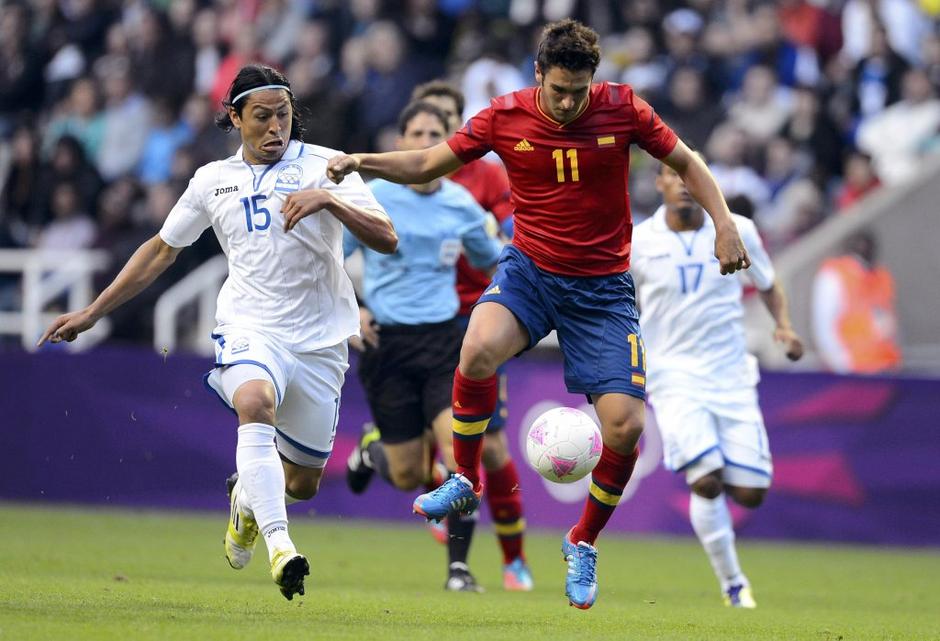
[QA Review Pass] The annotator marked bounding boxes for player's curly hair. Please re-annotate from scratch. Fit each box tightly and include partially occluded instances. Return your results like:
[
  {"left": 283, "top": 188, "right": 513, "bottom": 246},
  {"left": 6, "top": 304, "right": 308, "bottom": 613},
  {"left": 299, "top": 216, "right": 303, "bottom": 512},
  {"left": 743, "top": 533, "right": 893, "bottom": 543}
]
[
  {"left": 411, "top": 80, "right": 465, "bottom": 117},
  {"left": 536, "top": 19, "right": 601, "bottom": 75},
  {"left": 215, "top": 64, "right": 305, "bottom": 141}
]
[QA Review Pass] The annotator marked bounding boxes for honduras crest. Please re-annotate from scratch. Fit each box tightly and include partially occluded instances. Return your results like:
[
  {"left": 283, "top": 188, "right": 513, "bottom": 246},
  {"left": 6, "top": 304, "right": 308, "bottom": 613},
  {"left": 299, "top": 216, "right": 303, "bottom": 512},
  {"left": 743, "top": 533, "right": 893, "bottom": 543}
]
[
  {"left": 274, "top": 164, "right": 303, "bottom": 193},
  {"left": 230, "top": 336, "right": 249, "bottom": 354}
]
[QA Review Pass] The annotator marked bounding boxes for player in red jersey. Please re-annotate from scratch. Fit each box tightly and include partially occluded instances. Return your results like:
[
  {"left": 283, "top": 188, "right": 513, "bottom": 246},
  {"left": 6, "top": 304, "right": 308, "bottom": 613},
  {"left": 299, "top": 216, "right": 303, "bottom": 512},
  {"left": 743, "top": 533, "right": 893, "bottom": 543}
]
[
  {"left": 327, "top": 19, "right": 750, "bottom": 609},
  {"left": 411, "top": 81, "right": 531, "bottom": 591}
]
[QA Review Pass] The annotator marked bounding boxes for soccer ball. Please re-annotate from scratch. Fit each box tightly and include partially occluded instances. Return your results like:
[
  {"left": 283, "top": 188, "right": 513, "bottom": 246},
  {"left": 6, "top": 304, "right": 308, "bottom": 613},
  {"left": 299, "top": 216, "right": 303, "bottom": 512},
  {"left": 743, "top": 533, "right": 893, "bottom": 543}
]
[{"left": 525, "top": 407, "right": 602, "bottom": 483}]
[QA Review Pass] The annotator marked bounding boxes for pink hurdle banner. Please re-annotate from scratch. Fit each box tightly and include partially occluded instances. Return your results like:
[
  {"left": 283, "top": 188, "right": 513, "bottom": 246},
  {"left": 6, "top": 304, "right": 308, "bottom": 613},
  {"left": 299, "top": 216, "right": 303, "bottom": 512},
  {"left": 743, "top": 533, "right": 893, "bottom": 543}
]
[{"left": 3, "top": 346, "right": 938, "bottom": 546}]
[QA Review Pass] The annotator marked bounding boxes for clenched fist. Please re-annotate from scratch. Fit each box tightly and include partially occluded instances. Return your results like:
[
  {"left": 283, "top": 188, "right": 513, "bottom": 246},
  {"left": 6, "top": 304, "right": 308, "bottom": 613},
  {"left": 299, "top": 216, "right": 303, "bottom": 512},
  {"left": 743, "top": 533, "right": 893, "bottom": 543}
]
[{"left": 326, "top": 154, "right": 360, "bottom": 184}]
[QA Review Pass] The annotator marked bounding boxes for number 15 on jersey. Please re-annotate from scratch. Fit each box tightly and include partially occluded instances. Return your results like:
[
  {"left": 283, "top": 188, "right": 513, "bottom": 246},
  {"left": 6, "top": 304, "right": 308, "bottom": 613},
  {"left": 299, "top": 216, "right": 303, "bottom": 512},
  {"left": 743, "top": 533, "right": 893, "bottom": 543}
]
[{"left": 241, "top": 194, "right": 271, "bottom": 232}]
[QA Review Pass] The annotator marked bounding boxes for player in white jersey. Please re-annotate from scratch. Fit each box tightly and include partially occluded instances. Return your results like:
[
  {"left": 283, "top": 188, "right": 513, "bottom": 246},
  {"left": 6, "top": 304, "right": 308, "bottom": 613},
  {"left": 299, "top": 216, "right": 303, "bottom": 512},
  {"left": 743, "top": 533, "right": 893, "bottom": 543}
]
[
  {"left": 38, "top": 64, "right": 397, "bottom": 600},
  {"left": 631, "top": 162, "right": 803, "bottom": 608}
]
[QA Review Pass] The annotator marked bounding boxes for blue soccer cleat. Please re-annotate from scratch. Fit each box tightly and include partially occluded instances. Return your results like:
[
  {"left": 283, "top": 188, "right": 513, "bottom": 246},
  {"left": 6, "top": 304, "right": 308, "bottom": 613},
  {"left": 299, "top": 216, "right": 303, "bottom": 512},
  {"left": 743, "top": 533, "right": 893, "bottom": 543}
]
[
  {"left": 427, "top": 518, "right": 448, "bottom": 545},
  {"left": 503, "top": 557, "right": 534, "bottom": 592},
  {"left": 562, "top": 529, "right": 598, "bottom": 609},
  {"left": 412, "top": 473, "right": 481, "bottom": 522}
]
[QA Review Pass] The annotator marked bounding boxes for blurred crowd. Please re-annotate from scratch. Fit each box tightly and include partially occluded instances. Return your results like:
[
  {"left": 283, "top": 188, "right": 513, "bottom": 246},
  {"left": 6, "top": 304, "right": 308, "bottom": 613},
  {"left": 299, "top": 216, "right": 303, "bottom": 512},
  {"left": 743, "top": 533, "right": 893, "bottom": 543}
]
[{"left": 1, "top": 0, "right": 940, "bottom": 342}]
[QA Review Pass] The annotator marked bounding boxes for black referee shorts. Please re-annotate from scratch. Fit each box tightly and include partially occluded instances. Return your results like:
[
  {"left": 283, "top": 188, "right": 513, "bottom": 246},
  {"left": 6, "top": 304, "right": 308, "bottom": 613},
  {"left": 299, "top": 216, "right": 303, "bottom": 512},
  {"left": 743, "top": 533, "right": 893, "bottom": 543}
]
[{"left": 357, "top": 318, "right": 463, "bottom": 445}]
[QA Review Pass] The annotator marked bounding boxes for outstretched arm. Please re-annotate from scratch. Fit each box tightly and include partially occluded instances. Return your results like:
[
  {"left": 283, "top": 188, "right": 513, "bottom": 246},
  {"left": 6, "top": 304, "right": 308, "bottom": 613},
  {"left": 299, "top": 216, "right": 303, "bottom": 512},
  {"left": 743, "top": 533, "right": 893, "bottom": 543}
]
[
  {"left": 759, "top": 280, "right": 804, "bottom": 361},
  {"left": 38, "top": 235, "right": 182, "bottom": 345},
  {"left": 282, "top": 189, "right": 397, "bottom": 254},
  {"left": 327, "top": 142, "right": 463, "bottom": 185},
  {"left": 662, "top": 140, "right": 750, "bottom": 274}
]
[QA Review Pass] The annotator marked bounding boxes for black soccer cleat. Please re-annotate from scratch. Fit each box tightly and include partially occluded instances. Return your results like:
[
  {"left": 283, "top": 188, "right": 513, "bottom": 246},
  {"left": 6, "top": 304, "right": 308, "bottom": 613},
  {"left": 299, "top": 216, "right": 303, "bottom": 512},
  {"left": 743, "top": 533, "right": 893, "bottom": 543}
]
[
  {"left": 346, "top": 423, "right": 380, "bottom": 494},
  {"left": 445, "top": 562, "right": 484, "bottom": 593}
]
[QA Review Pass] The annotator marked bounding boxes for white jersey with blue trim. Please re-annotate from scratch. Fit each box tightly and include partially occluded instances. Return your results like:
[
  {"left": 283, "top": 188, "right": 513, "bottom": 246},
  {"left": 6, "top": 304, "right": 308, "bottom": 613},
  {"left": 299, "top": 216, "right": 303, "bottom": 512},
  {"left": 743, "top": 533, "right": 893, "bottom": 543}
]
[
  {"left": 631, "top": 207, "right": 775, "bottom": 396},
  {"left": 159, "top": 140, "right": 384, "bottom": 352}
]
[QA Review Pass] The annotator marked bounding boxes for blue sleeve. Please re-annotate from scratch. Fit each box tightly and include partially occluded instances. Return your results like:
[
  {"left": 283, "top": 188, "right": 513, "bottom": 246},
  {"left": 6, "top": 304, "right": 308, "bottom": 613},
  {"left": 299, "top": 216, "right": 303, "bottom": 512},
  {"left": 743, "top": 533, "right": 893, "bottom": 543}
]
[
  {"left": 448, "top": 186, "right": 501, "bottom": 268},
  {"left": 343, "top": 227, "right": 361, "bottom": 258},
  {"left": 500, "top": 216, "right": 514, "bottom": 239},
  {"left": 461, "top": 223, "right": 501, "bottom": 269}
]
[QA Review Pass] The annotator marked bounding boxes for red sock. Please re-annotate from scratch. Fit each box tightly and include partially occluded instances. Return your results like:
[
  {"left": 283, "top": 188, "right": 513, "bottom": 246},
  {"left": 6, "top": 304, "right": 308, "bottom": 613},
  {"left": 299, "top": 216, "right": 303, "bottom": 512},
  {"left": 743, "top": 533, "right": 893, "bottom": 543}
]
[
  {"left": 485, "top": 459, "right": 525, "bottom": 564},
  {"left": 451, "top": 367, "right": 496, "bottom": 489},
  {"left": 569, "top": 446, "right": 639, "bottom": 545}
]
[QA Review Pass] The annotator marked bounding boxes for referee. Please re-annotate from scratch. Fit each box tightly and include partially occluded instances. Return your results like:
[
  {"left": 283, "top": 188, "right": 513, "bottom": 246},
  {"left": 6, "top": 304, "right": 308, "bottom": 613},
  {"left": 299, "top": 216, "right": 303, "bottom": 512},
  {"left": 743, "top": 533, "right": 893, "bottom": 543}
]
[{"left": 343, "top": 101, "right": 501, "bottom": 593}]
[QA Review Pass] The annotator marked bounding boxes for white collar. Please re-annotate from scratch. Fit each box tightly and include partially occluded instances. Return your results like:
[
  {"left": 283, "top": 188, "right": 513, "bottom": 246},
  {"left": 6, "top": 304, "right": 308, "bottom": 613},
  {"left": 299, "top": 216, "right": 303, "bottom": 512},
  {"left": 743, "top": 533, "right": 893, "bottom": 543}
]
[
  {"left": 651, "top": 204, "right": 712, "bottom": 233},
  {"left": 235, "top": 139, "right": 303, "bottom": 165}
]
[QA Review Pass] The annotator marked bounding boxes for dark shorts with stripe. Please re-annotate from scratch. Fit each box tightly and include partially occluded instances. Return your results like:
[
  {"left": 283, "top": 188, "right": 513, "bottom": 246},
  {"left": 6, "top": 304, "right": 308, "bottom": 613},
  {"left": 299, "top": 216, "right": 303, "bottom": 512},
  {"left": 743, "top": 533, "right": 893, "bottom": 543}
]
[
  {"left": 357, "top": 319, "right": 463, "bottom": 445},
  {"left": 476, "top": 245, "right": 646, "bottom": 400}
]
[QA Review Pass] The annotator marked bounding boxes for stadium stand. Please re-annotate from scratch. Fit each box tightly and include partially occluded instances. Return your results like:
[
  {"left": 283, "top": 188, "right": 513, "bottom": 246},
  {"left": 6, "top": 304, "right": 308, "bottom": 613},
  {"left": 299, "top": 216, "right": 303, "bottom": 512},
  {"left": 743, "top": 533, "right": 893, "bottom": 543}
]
[{"left": 2, "top": 0, "right": 939, "bottom": 367}]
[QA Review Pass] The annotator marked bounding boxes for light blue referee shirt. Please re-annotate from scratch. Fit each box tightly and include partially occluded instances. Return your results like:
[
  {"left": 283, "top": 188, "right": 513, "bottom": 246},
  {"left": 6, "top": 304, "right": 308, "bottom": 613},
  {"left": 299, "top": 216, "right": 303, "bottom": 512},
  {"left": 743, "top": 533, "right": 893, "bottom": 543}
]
[{"left": 344, "top": 178, "right": 502, "bottom": 326}]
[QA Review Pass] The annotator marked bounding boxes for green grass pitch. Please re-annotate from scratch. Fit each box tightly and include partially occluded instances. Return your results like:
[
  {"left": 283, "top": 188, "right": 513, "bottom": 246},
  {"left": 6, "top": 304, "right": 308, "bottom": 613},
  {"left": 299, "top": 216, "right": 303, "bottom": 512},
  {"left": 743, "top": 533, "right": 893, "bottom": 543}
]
[{"left": 1, "top": 503, "right": 938, "bottom": 641}]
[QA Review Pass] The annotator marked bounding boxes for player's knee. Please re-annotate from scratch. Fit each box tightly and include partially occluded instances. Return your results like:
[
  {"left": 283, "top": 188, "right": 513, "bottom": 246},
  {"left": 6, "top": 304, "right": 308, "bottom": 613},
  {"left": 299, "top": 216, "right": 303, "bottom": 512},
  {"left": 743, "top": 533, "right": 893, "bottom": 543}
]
[
  {"left": 728, "top": 486, "right": 765, "bottom": 508},
  {"left": 389, "top": 465, "right": 424, "bottom": 491},
  {"left": 459, "top": 335, "right": 501, "bottom": 379},
  {"left": 285, "top": 475, "right": 321, "bottom": 501},
  {"left": 691, "top": 475, "right": 723, "bottom": 499},
  {"left": 234, "top": 390, "right": 276, "bottom": 425},
  {"left": 602, "top": 413, "right": 644, "bottom": 450}
]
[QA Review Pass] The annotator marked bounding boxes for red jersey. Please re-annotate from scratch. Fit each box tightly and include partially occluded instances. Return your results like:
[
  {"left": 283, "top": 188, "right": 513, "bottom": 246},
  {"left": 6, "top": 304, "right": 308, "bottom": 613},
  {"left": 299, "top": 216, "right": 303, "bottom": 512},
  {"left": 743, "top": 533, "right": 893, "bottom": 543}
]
[
  {"left": 447, "top": 82, "right": 677, "bottom": 276},
  {"left": 450, "top": 159, "right": 513, "bottom": 315}
]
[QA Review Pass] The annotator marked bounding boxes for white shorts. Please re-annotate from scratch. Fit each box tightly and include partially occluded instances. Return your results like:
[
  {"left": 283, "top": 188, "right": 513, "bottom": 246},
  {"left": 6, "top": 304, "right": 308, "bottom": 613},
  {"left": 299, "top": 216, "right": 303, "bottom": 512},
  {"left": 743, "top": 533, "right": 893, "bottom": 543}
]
[
  {"left": 650, "top": 387, "right": 772, "bottom": 489},
  {"left": 204, "top": 329, "right": 349, "bottom": 469}
]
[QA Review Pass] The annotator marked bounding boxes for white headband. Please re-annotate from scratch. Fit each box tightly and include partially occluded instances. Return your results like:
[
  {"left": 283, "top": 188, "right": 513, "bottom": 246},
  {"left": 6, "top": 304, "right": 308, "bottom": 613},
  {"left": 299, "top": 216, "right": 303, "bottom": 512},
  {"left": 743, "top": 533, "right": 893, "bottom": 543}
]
[{"left": 231, "top": 84, "right": 292, "bottom": 105}]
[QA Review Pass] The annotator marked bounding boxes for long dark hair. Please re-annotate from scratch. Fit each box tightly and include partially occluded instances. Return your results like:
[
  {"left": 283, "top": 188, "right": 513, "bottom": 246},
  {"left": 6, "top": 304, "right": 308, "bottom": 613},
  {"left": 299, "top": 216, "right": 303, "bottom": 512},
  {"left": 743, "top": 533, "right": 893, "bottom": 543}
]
[{"left": 215, "top": 64, "right": 304, "bottom": 140}]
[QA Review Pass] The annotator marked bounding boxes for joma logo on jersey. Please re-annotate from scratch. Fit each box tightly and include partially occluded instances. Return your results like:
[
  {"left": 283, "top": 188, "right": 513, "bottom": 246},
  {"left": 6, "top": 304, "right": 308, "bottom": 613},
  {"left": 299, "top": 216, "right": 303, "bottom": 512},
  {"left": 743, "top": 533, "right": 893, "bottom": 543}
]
[{"left": 214, "top": 185, "right": 239, "bottom": 196}]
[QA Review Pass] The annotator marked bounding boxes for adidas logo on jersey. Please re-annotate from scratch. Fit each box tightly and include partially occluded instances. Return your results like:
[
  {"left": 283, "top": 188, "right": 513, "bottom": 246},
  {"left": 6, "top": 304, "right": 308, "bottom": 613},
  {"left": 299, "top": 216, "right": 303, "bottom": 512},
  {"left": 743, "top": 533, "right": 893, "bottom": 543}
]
[
  {"left": 484, "top": 285, "right": 501, "bottom": 295},
  {"left": 514, "top": 139, "right": 535, "bottom": 152}
]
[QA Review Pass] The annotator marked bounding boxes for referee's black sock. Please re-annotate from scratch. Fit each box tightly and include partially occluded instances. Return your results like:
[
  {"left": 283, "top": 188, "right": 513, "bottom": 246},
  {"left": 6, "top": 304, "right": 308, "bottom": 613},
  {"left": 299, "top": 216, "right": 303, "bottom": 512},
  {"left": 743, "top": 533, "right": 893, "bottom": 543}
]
[
  {"left": 446, "top": 474, "right": 478, "bottom": 566},
  {"left": 366, "top": 440, "right": 392, "bottom": 485}
]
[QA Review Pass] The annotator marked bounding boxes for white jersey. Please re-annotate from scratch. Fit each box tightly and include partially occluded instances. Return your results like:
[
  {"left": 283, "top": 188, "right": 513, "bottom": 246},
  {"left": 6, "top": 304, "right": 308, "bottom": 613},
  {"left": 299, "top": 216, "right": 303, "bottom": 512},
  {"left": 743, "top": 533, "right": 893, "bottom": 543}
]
[
  {"left": 159, "top": 140, "right": 384, "bottom": 352},
  {"left": 631, "top": 207, "right": 775, "bottom": 397}
]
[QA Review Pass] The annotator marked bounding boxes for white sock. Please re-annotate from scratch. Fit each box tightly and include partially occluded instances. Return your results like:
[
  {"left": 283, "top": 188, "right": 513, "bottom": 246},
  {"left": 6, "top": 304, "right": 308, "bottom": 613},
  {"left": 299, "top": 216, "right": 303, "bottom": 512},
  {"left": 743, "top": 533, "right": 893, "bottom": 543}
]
[
  {"left": 689, "top": 492, "right": 746, "bottom": 591},
  {"left": 235, "top": 482, "right": 254, "bottom": 519},
  {"left": 236, "top": 423, "right": 295, "bottom": 561},
  {"left": 239, "top": 484, "right": 302, "bottom": 511}
]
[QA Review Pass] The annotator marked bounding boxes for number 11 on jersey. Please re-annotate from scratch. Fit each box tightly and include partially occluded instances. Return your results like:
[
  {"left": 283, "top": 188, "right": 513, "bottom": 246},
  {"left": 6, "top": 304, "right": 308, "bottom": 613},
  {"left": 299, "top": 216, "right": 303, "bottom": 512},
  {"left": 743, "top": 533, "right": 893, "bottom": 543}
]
[
  {"left": 552, "top": 149, "right": 580, "bottom": 183},
  {"left": 627, "top": 333, "right": 647, "bottom": 371}
]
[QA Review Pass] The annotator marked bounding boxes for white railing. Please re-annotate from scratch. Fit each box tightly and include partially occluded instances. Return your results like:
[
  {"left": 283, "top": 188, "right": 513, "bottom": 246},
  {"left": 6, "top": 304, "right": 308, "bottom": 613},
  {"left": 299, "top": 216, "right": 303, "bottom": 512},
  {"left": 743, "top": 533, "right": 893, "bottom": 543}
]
[
  {"left": 0, "top": 249, "right": 111, "bottom": 351},
  {"left": 153, "top": 254, "right": 228, "bottom": 357}
]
